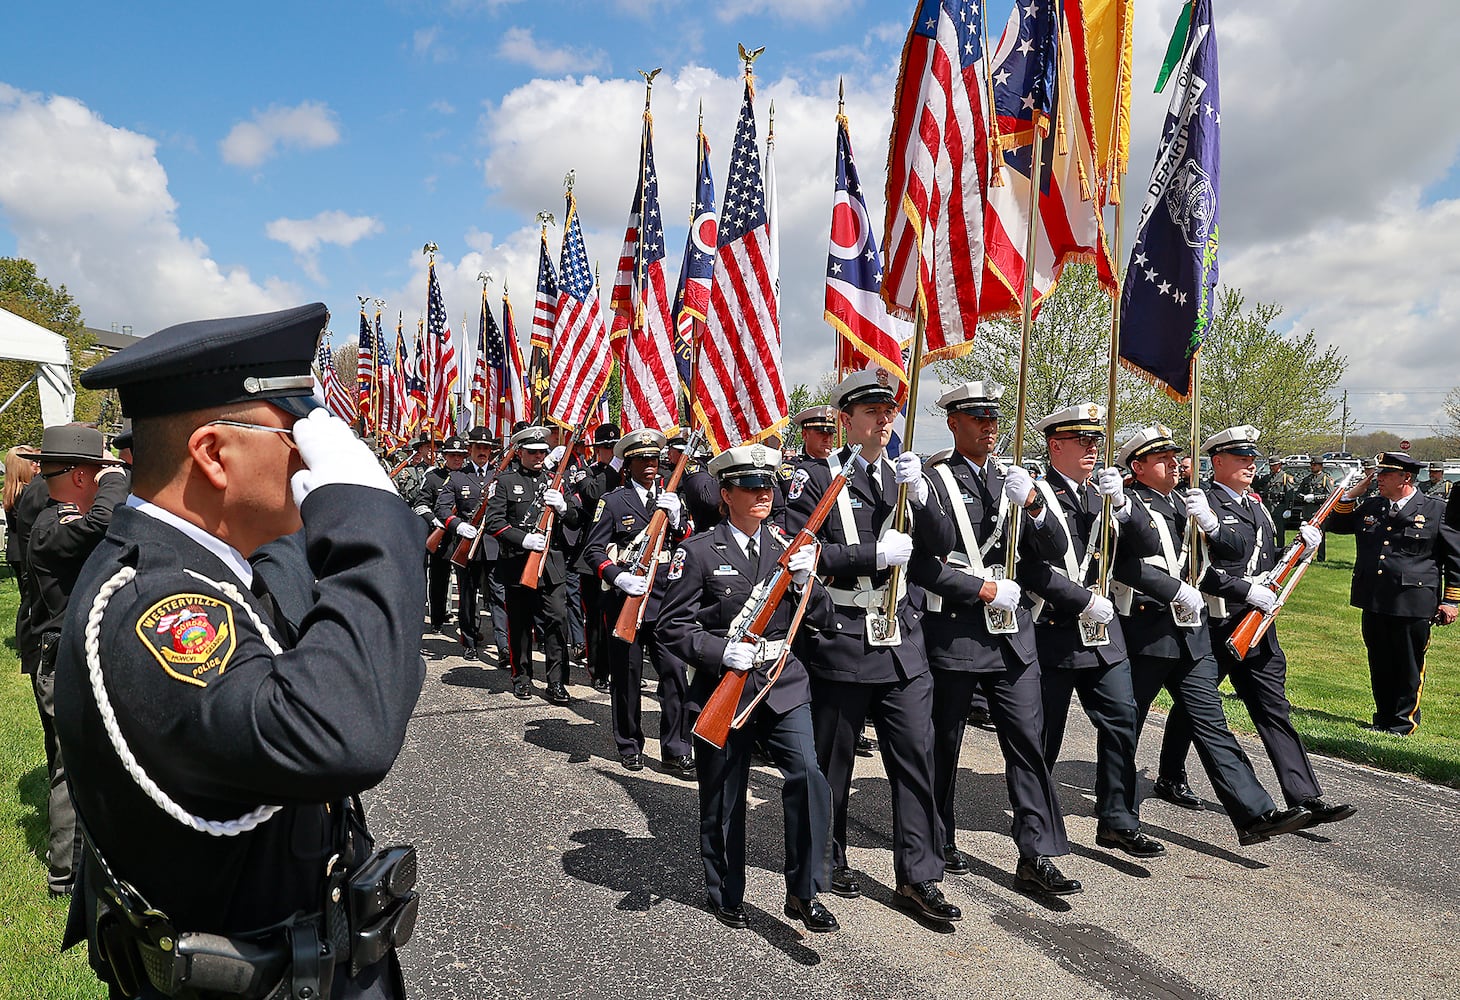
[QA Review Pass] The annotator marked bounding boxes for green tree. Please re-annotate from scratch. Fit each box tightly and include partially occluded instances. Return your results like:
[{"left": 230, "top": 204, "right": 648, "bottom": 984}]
[{"left": 0, "top": 257, "right": 102, "bottom": 448}]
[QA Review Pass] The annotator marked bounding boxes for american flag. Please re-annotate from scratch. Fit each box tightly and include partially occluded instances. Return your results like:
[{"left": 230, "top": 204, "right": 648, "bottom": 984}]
[
  {"left": 356, "top": 305, "right": 376, "bottom": 432},
  {"left": 669, "top": 131, "right": 716, "bottom": 421},
  {"left": 610, "top": 119, "right": 680, "bottom": 433},
  {"left": 696, "top": 78, "right": 784, "bottom": 451},
  {"left": 317, "top": 333, "right": 356, "bottom": 422},
  {"left": 882, "top": 0, "right": 991, "bottom": 366},
  {"left": 426, "top": 259, "right": 459, "bottom": 435},
  {"left": 980, "top": 0, "right": 1115, "bottom": 317},
  {"left": 546, "top": 191, "right": 613, "bottom": 428},
  {"left": 407, "top": 316, "right": 428, "bottom": 415},
  {"left": 471, "top": 285, "right": 494, "bottom": 417},
  {"left": 825, "top": 114, "right": 909, "bottom": 381},
  {"left": 393, "top": 317, "right": 417, "bottom": 438},
  {"left": 500, "top": 290, "right": 528, "bottom": 431},
  {"left": 529, "top": 229, "right": 557, "bottom": 422}
]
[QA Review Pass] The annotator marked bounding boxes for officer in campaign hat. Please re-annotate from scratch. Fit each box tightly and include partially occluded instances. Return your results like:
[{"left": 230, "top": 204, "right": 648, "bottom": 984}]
[
  {"left": 1419, "top": 463, "right": 1453, "bottom": 500},
  {"left": 570, "top": 423, "right": 624, "bottom": 691},
  {"left": 659, "top": 444, "right": 837, "bottom": 932},
  {"left": 1327, "top": 452, "right": 1460, "bottom": 734},
  {"left": 1292, "top": 457, "right": 1336, "bottom": 559},
  {"left": 1162, "top": 426, "right": 1356, "bottom": 827},
  {"left": 56, "top": 303, "right": 425, "bottom": 998},
  {"left": 1113, "top": 426, "right": 1312, "bottom": 846}
]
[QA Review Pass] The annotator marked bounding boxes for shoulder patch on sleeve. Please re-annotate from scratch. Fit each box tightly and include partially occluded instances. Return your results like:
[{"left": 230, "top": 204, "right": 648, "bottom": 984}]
[
  {"left": 134, "top": 593, "right": 237, "bottom": 687},
  {"left": 787, "top": 467, "right": 811, "bottom": 501},
  {"left": 487, "top": 479, "right": 498, "bottom": 499},
  {"left": 667, "top": 547, "right": 687, "bottom": 581},
  {"left": 594, "top": 498, "right": 606, "bottom": 522}
]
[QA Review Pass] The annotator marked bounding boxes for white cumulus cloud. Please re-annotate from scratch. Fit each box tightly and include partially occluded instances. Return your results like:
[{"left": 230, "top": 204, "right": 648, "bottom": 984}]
[
  {"left": 497, "top": 27, "right": 608, "bottom": 75},
  {"left": 219, "top": 100, "right": 341, "bottom": 168},
  {"left": 266, "top": 211, "right": 384, "bottom": 282}
]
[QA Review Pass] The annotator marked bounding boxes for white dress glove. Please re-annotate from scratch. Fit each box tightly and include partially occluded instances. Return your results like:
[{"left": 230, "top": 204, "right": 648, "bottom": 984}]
[
  {"left": 522, "top": 532, "right": 548, "bottom": 552},
  {"left": 1183, "top": 488, "right": 1219, "bottom": 534},
  {"left": 1172, "top": 582, "right": 1205, "bottom": 617},
  {"left": 787, "top": 545, "right": 816, "bottom": 586},
  {"left": 655, "top": 490, "right": 682, "bottom": 527},
  {"left": 1302, "top": 493, "right": 1316, "bottom": 504},
  {"left": 614, "top": 572, "right": 649, "bottom": 597},
  {"left": 875, "top": 530, "right": 914, "bottom": 569},
  {"left": 1094, "top": 467, "right": 1126, "bottom": 509},
  {"left": 455, "top": 522, "right": 479, "bottom": 539},
  {"left": 1245, "top": 582, "right": 1279, "bottom": 614},
  {"left": 1080, "top": 592, "right": 1116, "bottom": 625},
  {"left": 1002, "top": 465, "right": 1035, "bottom": 507},
  {"left": 1298, "top": 523, "right": 1322, "bottom": 550},
  {"left": 547, "top": 445, "right": 566, "bottom": 469},
  {"left": 721, "top": 642, "right": 755, "bottom": 674},
  {"left": 987, "top": 578, "right": 1022, "bottom": 613},
  {"left": 892, "top": 453, "right": 929, "bottom": 506},
  {"left": 412, "top": 504, "right": 433, "bottom": 519},
  {"left": 543, "top": 488, "right": 567, "bottom": 514},
  {"left": 609, "top": 456, "right": 624, "bottom": 472},
  {"left": 290, "top": 409, "right": 398, "bottom": 505}
]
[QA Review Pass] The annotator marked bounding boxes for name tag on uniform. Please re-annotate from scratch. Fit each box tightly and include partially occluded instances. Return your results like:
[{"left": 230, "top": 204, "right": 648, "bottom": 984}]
[
  {"left": 622, "top": 516, "right": 637, "bottom": 529},
  {"left": 511, "top": 485, "right": 525, "bottom": 496},
  {"left": 713, "top": 565, "right": 738, "bottom": 576},
  {"left": 458, "top": 486, "right": 470, "bottom": 498},
  {"left": 849, "top": 497, "right": 864, "bottom": 509},
  {"left": 1222, "top": 515, "right": 1238, "bottom": 524}
]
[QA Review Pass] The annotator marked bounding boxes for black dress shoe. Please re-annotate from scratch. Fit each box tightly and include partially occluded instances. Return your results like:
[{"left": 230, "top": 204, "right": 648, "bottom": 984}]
[
  {"left": 966, "top": 706, "right": 995, "bottom": 730},
  {"left": 1015, "top": 856, "right": 1083, "bottom": 896},
  {"left": 784, "top": 894, "right": 839, "bottom": 932},
  {"left": 1237, "top": 805, "right": 1312, "bottom": 846},
  {"left": 620, "top": 752, "right": 644, "bottom": 772},
  {"left": 1298, "top": 797, "right": 1357, "bottom": 825},
  {"left": 663, "top": 754, "right": 698, "bottom": 779},
  {"left": 1095, "top": 827, "right": 1167, "bottom": 858},
  {"left": 712, "top": 903, "right": 748, "bottom": 929},
  {"left": 829, "top": 866, "right": 861, "bottom": 899},
  {"left": 512, "top": 681, "right": 532, "bottom": 700},
  {"left": 593, "top": 677, "right": 611, "bottom": 693},
  {"left": 854, "top": 733, "right": 876, "bottom": 757},
  {"left": 546, "top": 684, "right": 571, "bottom": 705},
  {"left": 895, "top": 880, "right": 963, "bottom": 921},
  {"left": 943, "top": 843, "right": 971, "bottom": 876},
  {"left": 1152, "top": 776, "right": 1205, "bottom": 810}
]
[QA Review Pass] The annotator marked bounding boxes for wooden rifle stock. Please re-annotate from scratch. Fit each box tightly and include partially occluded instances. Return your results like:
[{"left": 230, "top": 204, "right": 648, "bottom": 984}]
[
  {"left": 613, "top": 431, "right": 704, "bottom": 643},
  {"left": 1227, "top": 471, "right": 1357, "bottom": 659},
  {"left": 693, "top": 446, "right": 861, "bottom": 748},
  {"left": 425, "top": 525, "right": 446, "bottom": 554},
  {"left": 450, "top": 446, "right": 519, "bottom": 568},
  {"left": 520, "top": 431, "right": 579, "bottom": 589},
  {"left": 388, "top": 452, "right": 416, "bottom": 478}
]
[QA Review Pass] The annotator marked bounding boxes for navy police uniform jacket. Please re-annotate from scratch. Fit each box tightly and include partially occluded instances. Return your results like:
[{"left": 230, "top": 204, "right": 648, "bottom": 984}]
[
  {"left": 567, "top": 460, "right": 622, "bottom": 567},
  {"left": 1198, "top": 483, "right": 1284, "bottom": 653},
  {"left": 1327, "top": 491, "right": 1460, "bottom": 618},
  {"left": 436, "top": 462, "right": 500, "bottom": 561},
  {"left": 27, "top": 470, "right": 130, "bottom": 637},
  {"left": 581, "top": 482, "right": 687, "bottom": 623},
  {"left": 485, "top": 464, "right": 580, "bottom": 586}
]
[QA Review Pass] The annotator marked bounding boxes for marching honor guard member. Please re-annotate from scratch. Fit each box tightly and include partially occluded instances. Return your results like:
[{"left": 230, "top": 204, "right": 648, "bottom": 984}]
[
  {"left": 791, "top": 406, "right": 838, "bottom": 464},
  {"left": 1022, "top": 404, "right": 1167, "bottom": 860},
  {"left": 485, "top": 424, "right": 579, "bottom": 704},
  {"left": 786, "top": 367, "right": 963, "bottom": 924},
  {"left": 1162, "top": 426, "right": 1356, "bottom": 825},
  {"left": 916, "top": 383, "right": 1081, "bottom": 896},
  {"left": 56, "top": 303, "right": 425, "bottom": 999},
  {"left": 465, "top": 427, "right": 510, "bottom": 658},
  {"left": 570, "top": 423, "right": 624, "bottom": 691},
  {"left": 1327, "top": 452, "right": 1460, "bottom": 735},
  {"left": 1114, "top": 427, "right": 1312, "bottom": 846},
  {"left": 423, "top": 435, "right": 467, "bottom": 633},
  {"left": 659, "top": 445, "right": 837, "bottom": 932},
  {"left": 582, "top": 429, "right": 695, "bottom": 775},
  {"left": 433, "top": 427, "right": 499, "bottom": 659}
]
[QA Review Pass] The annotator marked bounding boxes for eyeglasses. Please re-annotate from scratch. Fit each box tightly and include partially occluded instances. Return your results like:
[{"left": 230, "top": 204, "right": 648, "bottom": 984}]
[
  {"left": 206, "top": 419, "right": 295, "bottom": 441},
  {"left": 1052, "top": 433, "right": 1104, "bottom": 448}
]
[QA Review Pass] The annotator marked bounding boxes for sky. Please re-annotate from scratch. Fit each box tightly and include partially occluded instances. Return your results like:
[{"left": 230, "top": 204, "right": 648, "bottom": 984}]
[{"left": 1, "top": 0, "right": 1457, "bottom": 451}]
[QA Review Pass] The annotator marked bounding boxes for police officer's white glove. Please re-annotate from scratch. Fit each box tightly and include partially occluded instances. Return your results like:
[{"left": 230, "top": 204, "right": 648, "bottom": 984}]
[
  {"left": 893, "top": 453, "right": 929, "bottom": 506},
  {"left": 609, "top": 456, "right": 624, "bottom": 472},
  {"left": 1303, "top": 493, "right": 1316, "bottom": 504},
  {"left": 1003, "top": 465, "right": 1035, "bottom": 507},
  {"left": 1172, "top": 582, "right": 1205, "bottom": 618},
  {"left": 522, "top": 531, "right": 548, "bottom": 552},
  {"left": 290, "top": 409, "right": 398, "bottom": 505},
  {"left": 1183, "top": 488, "right": 1219, "bottom": 534},
  {"left": 655, "top": 490, "right": 682, "bottom": 527},
  {"left": 455, "top": 522, "right": 479, "bottom": 540},
  {"left": 875, "top": 530, "right": 914, "bottom": 569},
  {"left": 412, "top": 504, "right": 433, "bottom": 519},
  {"left": 543, "top": 488, "right": 567, "bottom": 514},
  {"left": 547, "top": 445, "right": 566, "bottom": 469},
  {"left": 787, "top": 545, "right": 816, "bottom": 586},
  {"left": 1080, "top": 592, "right": 1116, "bottom": 625},
  {"left": 1095, "top": 467, "right": 1126, "bottom": 509},
  {"left": 1245, "top": 582, "right": 1279, "bottom": 614},
  {"left": 614, "top": 571, "right": 648, "bottom": 596},
  {"left": 722, "top": 641, "right": 755, "bottom": 674},
  {"left": 1298, "top": 523, "right": 1322, "bottom": 551},
  {"left": 988, "top": 578, "right": 1022, "bottom": 613}
]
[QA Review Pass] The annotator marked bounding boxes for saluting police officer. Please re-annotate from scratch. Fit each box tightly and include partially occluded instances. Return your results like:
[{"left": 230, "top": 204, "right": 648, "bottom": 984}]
[
  {"left": 915, "top": 383, "right": 1080, "bottom": 896},
  {"left": 1162, "top": 426, "right": 1357, "bottom": 827},
  {"left": 434, "top": 427, "right": 500, "bottom": 659},
  {"left": 582, "top": 429, "right": 695, "bottom": 775},
  {"left": 1021, "top": 404, "right": 1167, "bottom": 861},
  {"left": 1114, "top": 427, "right": 1312, "bottom": 847},
  {"left": 658, "top": 444, "right": 837, "bottom": 933},
  {"left": 485, "top": 425, "right": 578, "bottom": 704},
  {"left": 56, "top": 303, "right": 425, "bottom": 999},
  {"left": 786, "top": 368, "right": 962, "bottom": 924},
  {"left": 1327, "top": 452, "right": 1460, "bottom": 734},
  {"left": 569, "top": 424, "right": 623, "bottom": 692},
  {"left": 422, "top": 435, "right": 466, "bottom": 633}
]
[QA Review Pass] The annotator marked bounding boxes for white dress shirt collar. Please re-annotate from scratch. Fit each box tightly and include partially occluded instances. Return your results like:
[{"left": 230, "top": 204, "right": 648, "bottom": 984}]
[{"left": 126, "top": 495, "right": 254, "bottom": 588}]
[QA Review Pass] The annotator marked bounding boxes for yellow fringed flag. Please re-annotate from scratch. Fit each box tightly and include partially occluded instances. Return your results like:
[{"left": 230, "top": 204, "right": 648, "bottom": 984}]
[{"left": 1081, "top": 0, "right": 1135, "bottom": 205}]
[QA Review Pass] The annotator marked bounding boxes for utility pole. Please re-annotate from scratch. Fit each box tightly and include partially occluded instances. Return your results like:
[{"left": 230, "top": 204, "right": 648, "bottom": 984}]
[{"left": 1340, "top": 389, "right": 1349, "bottom": 452}]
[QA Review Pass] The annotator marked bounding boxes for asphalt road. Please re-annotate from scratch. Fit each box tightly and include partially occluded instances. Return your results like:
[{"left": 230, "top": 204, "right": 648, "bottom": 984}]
[{"left": 369, "top": 636, "right": 1460, "bottom": 1000}]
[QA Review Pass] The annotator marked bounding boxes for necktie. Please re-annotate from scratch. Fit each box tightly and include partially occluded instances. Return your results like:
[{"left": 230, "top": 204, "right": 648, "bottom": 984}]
[
  {"left": 869, "top": 462, "right": 883, "bottom": 496},
  {"left": 746, "top": 535, "right": 758, "bottom": 565},
  {"left": 1389, "top": 501, "right": 1400, "bottom": 518}
]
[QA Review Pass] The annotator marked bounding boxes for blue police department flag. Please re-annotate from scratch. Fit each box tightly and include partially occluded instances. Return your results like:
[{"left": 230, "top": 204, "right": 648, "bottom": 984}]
[{"left": 1119, "top": 0, "right": 1219, "bottom": 402}]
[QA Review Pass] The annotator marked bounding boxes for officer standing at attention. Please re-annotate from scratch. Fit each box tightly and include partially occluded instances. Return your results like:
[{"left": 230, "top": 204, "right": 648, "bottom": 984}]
[
  {"left": 1327, "top": 452, "right": 1460, "bottom": 735},
  {"left": 571, "top": 424, "right": 623, "bottom": 692},
  {"left": 393, "top": 433, "right": 437, "bottom": 508},
  {"left": 1162, "top": 426, "right": 1357, "bottom": 827},
  {"left": 1252, "top": 455, "right": 1294, "bottom": 548},
  {"left": 1293, "top": 457, "right": 1336, "bottom": 560},
  {"left": 433, "top": 427, "right": 497, "bottom": 659},
  {"left": 1419, "top": 464, "right": 1453, "bottom": 500},
  {"left": 915, "top": 382, "right": 1080, "bottom": 896},
  {"left": 791, "top": 406, "right": 838, "bottom": 465},
  {"left": 1114, "top": 427, "right": 1312, "bottom": 847},
  {"left": 26, "top": 425, "right": 129, "bottom": 897},
  {"left": 786, "top": 367, "right": 962, "bottom": 924},
  {"left": 55, "top": 303, "right": 425, "bottom": 999},
  {"left": 1022, "top": 404, "right": 1167, "bottom": 861},
  {"left": 423, "top": 435, "right": 467, "bottom": 634},
  {"left": 485, "top": 424, "right": 578, "bottom": 704},
  {"left": 658, "top": 445, "right": 837, "bottom": 933}
]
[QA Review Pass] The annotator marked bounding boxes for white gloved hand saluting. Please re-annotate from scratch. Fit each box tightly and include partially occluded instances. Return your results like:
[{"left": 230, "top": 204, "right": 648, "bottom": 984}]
[
  {"left": 875, "top": 530, "right": 914, "bottom": 569},
  {"left": 1183, "top": 488, "right": 1220, "bottom": 534},
  {"left": 522, "top": 532, "right": 548, "bottom": 552},
  {"left": 1094, "top": 467, "right": 1126, "bottom": 509},
  {"left": 614, "top": 572, "right": 649, "bottom": 597},
  {"left": 1002, "top": 465, "right": 1035, "bottom": 508},
  {"left": 721, "top": 642, "right": 755, "bottom": 674},
  {"left": 987, "top": 578, "right": 1022, "bottom": 613},
  {"left": 455, "top": 522, "right": 479, "bottom": 539},
  {"left": 547, "top": 445, "right": 566, "bottom": 469},
  {"left": 1245, "top": 582, "right": 1279, "bottom": 614},
  {"left": 1080, "top": 592, "right": 1116, "bottom": 625},
  {"left": 787, "top": 545, "right": 817, "bottom": 586},
  {"left": 1299, "top": 523, "right": 1322, "bottom": 550},
  {"left": 893, "top": 453, "right": 929, "bottom": 506},
  {"left": 655, "top": 490, "right": 682, "bottom": 527},
  {"left": 1172, "top": 582, "right": 1205, "bottom": 618},
  {"left": 290, "top": 409, "right": 398, "bottom": 506},
  {"left": 543, "top": 488, "right": 567, "bottom": 514}
]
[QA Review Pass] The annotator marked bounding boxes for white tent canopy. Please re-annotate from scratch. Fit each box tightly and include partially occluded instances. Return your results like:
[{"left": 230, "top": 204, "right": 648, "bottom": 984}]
[{"left": 0, "top": 304, "right": 75, "bottom": 427}]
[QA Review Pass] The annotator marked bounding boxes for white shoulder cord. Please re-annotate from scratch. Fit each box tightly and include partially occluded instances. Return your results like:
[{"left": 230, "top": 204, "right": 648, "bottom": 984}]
[{"left": 85, "top": 566, "right": 282, "bottom": 836}]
